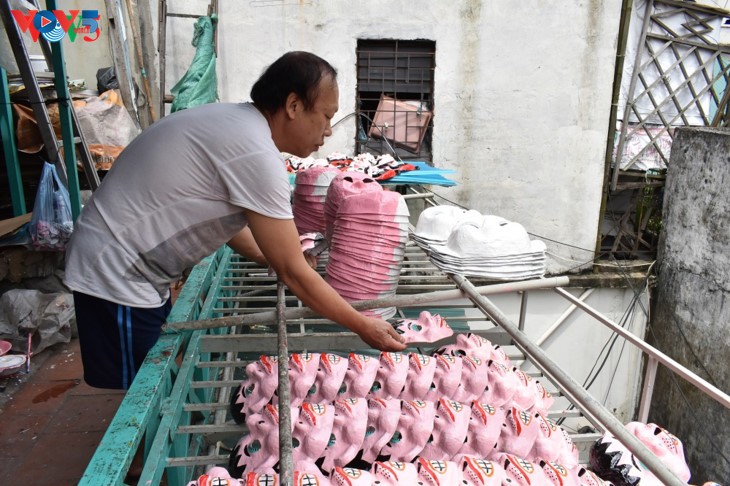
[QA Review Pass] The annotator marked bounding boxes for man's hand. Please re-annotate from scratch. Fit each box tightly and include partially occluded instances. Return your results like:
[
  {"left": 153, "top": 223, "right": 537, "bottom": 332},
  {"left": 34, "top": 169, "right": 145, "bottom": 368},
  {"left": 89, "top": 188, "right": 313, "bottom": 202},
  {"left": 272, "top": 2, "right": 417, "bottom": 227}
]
[
  {"left": 304, "top": 253, "right": 318, "bottom": 270},
  {"left": 358, "top": 318, "right": 407, "bottom": 352}
]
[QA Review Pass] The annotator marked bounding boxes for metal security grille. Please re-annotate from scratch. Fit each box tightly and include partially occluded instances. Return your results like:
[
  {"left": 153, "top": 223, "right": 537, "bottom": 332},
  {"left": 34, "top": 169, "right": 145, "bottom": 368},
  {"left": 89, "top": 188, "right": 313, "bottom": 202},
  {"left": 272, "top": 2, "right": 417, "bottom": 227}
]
[
  {"left": 602, "top": 0, "right": 730, "bottom": 259},
  {"left": 613, "top": 0, "right": 730, "bottom": 186},
  {"left": 356, "top": 39, "right": 436, "bottom": 161}
]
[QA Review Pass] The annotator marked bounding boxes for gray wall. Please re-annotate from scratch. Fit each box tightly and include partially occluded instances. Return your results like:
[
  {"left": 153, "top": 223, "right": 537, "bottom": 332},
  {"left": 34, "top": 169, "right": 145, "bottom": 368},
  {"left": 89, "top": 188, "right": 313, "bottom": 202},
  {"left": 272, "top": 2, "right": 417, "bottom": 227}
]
[{"left": 649, "top": 127, "right": 730, "bottom": 483}]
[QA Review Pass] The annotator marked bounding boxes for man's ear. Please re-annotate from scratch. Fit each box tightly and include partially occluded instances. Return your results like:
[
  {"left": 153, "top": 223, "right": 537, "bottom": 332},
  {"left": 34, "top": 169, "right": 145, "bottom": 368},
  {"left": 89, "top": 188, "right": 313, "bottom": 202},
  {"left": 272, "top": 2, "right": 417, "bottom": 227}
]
[{"left": 285, "top": 92, "right": 300, "bottom": 120}]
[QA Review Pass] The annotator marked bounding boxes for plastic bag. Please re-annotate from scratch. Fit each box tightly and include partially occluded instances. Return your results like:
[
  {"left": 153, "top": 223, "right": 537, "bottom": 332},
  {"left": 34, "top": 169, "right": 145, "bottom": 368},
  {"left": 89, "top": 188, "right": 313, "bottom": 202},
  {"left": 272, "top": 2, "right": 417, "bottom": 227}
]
[{"left": 28, "top": 162, "right": 74, "bottom": 251}]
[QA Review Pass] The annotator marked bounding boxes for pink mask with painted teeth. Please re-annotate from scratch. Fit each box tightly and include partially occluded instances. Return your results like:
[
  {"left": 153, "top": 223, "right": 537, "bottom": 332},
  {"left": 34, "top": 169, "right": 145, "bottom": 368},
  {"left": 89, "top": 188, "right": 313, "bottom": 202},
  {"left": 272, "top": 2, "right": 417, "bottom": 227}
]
[
  {"left": 421, "top": 398, "right": 471, "bottom": 460},
  {"left": 286, "top": 352, "right": 320, "bottom": 408},
  {"left": 329, "top": 467, "right": 375, "bottom": 485},
  {"left": 497, "top": 406, "right": 541, "bottom": 460},
  {"left": 401, "top": 353, "right": 437, "bottom": 401},
  {"left": 339, "top": 353, "right": 380, "bottom": 399},
  {"left": 395, "top": 311, "right": 454, "bottom": 344},
  {"left": 455, "top": 401, "right": 503, "bottom": 461},
  {"left": 540, "top": 460, "right": 582, "bottom": 486},
  {"left": 624, "top": 421, "right": 691, "bottom": 483},
  {"left": 510, "top": 367, "right": 540, "bottom": 411},
  {"left": 187, "top": 466, "right": 243, "bottom": 486},
  {"left": 382, "top": 399, "right": 436, "bottom": 462},
  {"left": 309, "top": 353, "right": 349, "bottom": 404},
  {"left": 232, "top": 355, "right": 278, "bottom": 419},
  {"left": 496, "top": 453, "right": 551, "bottom": 485},
  {"left": 368, "top": 352, "right": 408, "bottom": 400},
  {"left": 426, "top": 353, "right": 463, "bottom": 402},
  {"left": 452, "top": 355, "right": 490, "bottom": 403},
  {"left": 321, "top": 398, "right": 369, "bottom": 471},
  {"left": 460, "top": 456, "right": 507, "bottom": 486},
  {"left": 292, "top": 402, "right": 336, "bottom": 470},
  {"left": 360, "top": 398, "right": 402, "bottom": 463},
  {"left": 416, "top": 458, "right": 465, "bottom": 485},
  {"left": 231, "top": 404, "right": 295, "bottom": 476},
  {"left": 371, "top": 460, "right": 420, "bottom": 485},
  {"left": 479, "top": 360, "right": 519, "bottom": 407},
  {"left": 532, "top": 412, "right": 579, "bottom": 468}
]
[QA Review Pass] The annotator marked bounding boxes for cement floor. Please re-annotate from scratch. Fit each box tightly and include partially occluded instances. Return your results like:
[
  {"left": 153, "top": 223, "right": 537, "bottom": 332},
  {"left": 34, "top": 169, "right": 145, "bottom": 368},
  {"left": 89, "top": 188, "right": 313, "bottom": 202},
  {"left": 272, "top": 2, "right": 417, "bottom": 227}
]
[{"left": 0, "top": 337, "right": 125, "bottom": 485}]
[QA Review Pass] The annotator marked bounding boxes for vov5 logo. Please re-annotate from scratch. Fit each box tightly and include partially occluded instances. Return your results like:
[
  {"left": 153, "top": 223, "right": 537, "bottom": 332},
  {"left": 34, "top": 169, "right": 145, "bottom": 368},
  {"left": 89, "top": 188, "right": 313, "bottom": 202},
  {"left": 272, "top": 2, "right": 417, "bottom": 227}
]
[{"left": 11, "top": 9, "right": 101, "bottom": 42}]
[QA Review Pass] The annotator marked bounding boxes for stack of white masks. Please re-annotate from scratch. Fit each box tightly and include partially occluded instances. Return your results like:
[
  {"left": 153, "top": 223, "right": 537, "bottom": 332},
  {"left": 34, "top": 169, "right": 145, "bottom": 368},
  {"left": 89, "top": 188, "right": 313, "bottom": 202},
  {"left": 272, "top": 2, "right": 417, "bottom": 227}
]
[
  {"left": 325, "top": 190, "right": 410, "bottom": 319},
  {"left": 412, "top": 205, "right": 483, "bottom": 250},
  {"left": 428, "top": 214, "right": 547, "bottom": 280},
  {"left": 292, "top": 166, "right": 340, "bottom": 235}
]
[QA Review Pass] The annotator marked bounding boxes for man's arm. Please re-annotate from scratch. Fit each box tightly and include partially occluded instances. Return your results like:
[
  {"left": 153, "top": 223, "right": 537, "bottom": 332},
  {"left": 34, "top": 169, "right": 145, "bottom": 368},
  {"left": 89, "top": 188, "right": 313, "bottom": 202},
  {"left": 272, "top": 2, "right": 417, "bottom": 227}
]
[
  {"left": 227, "top": 226, "right": 268, "bottom": 267},
  {"left": 244, "top": 210, "right": 406, "bottom": 352}
]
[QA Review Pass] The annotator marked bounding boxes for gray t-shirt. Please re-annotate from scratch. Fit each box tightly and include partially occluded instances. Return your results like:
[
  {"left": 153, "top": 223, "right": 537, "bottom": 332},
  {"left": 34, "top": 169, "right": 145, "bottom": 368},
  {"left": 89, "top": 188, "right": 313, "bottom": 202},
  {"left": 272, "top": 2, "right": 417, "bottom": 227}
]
[{"left": 64, "top": 103, "right": 293, "bottom": 307}]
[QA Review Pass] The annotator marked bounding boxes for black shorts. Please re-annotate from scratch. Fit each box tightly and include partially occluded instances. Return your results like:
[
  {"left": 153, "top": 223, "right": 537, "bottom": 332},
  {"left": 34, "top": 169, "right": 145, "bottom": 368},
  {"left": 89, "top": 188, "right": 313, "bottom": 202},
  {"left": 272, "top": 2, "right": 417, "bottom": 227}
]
[{"left": 73, "top": 291, "right": 172, "bottom": 390}]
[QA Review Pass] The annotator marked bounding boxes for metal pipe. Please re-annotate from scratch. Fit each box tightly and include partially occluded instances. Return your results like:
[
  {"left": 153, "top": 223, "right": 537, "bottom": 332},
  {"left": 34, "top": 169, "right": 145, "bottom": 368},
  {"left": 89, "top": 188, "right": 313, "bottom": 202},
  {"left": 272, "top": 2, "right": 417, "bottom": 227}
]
[
  {"left": 517, "top": 291, "right": 528, "bottom": 331},
  {"left": 164, "top": 277, "right": 569, "bottom": 331},
  {"left": 451, "top": 274, "right": 687, "bottom": 486},
  {"left": 554, "top": 287, "right": 730, "bottom": 409},
  {"left": 275, "top": 282, "right": 294, "bottom": 485},
  {"left": 638, "top": 357, "right": 659, "bottom": 423}
]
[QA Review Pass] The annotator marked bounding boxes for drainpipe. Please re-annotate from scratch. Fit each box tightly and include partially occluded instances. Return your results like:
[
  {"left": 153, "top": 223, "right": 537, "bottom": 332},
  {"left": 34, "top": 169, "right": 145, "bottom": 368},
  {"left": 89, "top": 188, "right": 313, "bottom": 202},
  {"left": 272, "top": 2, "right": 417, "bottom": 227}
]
[{"left": 594, "top": 0, "right": 635, "bottom": 267}]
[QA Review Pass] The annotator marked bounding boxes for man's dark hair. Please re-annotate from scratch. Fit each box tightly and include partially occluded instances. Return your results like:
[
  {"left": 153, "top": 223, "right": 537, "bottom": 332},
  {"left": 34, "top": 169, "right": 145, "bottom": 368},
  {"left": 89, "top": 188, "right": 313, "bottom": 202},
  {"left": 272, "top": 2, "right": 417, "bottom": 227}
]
[{"left": 251, "top": 51, "right": 337, "bottom": 115}]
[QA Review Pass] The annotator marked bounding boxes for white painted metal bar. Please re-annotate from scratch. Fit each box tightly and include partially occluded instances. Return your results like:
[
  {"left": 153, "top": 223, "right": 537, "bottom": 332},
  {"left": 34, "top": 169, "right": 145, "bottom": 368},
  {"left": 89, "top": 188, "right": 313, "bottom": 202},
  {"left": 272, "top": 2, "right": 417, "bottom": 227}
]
[
  {"left": 535, "top": 288, "right": 595, "bottom": 347},
  {"left": 166, "top": 277, "right": 570, "bottom": 331},
  {"left": 638, "top": 357, "right": 659, "bottom": 423},
  {"left": 452, "top": 274, "right": 687, "bottom": 486},
  {"left": 554, "top": 287, "right": 730, "bottom": 409}
]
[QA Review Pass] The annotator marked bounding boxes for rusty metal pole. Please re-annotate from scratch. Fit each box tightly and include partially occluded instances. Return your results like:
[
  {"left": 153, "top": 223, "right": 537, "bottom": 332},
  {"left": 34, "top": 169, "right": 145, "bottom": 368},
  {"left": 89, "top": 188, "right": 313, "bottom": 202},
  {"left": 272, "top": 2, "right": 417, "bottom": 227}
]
[{"left": 275, "top": 282, "right": 293, "bottom": 485}]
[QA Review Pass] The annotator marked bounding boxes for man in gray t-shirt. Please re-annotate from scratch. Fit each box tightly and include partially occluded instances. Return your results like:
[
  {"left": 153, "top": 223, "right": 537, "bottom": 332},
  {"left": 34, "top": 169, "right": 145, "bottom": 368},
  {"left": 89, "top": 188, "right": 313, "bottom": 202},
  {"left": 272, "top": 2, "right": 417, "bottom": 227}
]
[{"left": 64, "top": 51, "right": 405, "bottom": 390}]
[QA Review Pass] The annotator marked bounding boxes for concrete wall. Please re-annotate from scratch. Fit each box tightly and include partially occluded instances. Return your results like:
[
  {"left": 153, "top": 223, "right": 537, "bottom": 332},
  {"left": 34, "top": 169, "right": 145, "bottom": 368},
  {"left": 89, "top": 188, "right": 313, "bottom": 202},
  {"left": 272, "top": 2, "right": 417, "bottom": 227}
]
[
  {"left": 148, "top": 0, "right": 624, "bottom": 275},
  {"left": 649, "top": 127, "right": 730, "bottom": 483}
]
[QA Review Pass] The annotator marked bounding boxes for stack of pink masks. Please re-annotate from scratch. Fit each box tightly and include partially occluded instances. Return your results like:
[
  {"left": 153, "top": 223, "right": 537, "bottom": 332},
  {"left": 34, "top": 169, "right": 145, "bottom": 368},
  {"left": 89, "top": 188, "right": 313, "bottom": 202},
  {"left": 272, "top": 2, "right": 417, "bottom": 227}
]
[
  {"left": 325, "top": 190, "right": 409, "bottom": 319},
  {"left": 293, "top": 166, "right": 340, "bottom": 235},
  {"left": 324, "top": 171, "right": 382, "bottom": 242}
]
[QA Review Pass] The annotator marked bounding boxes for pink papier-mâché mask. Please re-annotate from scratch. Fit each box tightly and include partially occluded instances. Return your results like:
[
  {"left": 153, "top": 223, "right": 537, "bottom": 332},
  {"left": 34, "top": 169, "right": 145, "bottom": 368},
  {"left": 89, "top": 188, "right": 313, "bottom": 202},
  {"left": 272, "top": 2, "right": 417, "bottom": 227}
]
[
  {"left": 187, "top": 466, "right": 243, "bottom": 486},
  {"left": 383, "top": 399, "right": 436, "bottom": 462},
  {"left": 371, "top": 460, "right": 420, "bottom": 485},
  {"left": 292, "top": 402, "right": 336, "bottom": 469},
  {"left": 309, "top": 353, "right": 348, "bottom": 404},
  {"left": 401, "top": 353, "right": 437, "bottom": 401},
  {"left": 368, "top": 352, "right": 408, "bottom": 400},
  {"left": 575, "top": 467, "right": 615, "bottom": 486},
  {"left": 496, "top": 453, "right": 551, "bottom": 485},
  {"left": 460, "top": 456, "right": 507, "bottom": 486},
  {"left": 456, "top": 401, "right": 503, "bottom": 461},
  {"left": 230, "top": 404, "right": 287, "bottom": 476},
  {"left": 532, "top": 412, "right": 579, "bottom": 468},
  {"left": 532, "top": 379, "right": 554, "bottom": 414},
  {"left": 540, "top": 460, "right": 582, "bottom": 486},
  {"left": 287, "top": 352, "right": 320, "bottom": 407},
  {"left": 231, "top": 355, "right": 279, "bottom": 422},
  {"left": 416, "top": 458, "right": 465, "bottom": 485},
  {"left": 395, "top": 311, "right": 454, "bottom": 344},
  {"left": 498, "top": 407, "right": 542, "bottom": 460},
  {"left": 511, "top": 368, "right": 545, "bottom": 412},
  {"left": 453, "top": 355, "right": 490, "bottom": 403},
  {"left": 479, "top": 360, "right": 519, "bottom": 408},
  {"left": 360, "top": 398, "right": 402, "bottom": 463},
  {"left": 624, "top": 421, "right": 691, "bottom": 483},
  {"left": 426, "top": 353, "right": 463, "bottom": 402},
  {"left": 322, "top": 398, "right": 369, "bottom": 471},
  {"left": 339, "top": 353, "right": 380, "bottom": 399},
  {"left": 421, "top": 398, "right": 471, "bottom": 460},
  {"left": 329, "top": 467, "right": 375, "bottom": 486}
]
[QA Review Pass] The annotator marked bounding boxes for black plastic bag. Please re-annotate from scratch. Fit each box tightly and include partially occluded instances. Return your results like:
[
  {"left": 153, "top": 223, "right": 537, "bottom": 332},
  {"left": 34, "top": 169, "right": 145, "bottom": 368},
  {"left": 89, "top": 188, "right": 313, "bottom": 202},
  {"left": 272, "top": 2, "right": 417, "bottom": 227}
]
[{"left": 96, "top": 66, "right": 119, "bottom": 93}]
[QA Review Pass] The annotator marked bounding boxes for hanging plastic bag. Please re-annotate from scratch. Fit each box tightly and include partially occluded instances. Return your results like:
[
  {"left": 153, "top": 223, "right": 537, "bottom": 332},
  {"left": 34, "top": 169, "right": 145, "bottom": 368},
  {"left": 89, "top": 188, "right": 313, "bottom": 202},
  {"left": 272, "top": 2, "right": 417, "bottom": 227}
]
[{"left": 28, "top": 162, "right": 74, "bottom": 251}]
